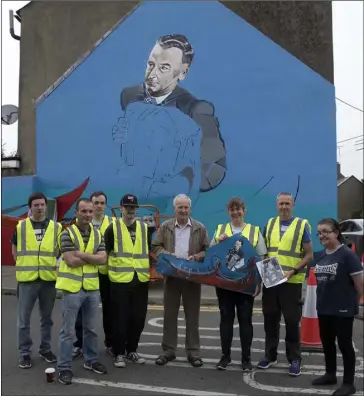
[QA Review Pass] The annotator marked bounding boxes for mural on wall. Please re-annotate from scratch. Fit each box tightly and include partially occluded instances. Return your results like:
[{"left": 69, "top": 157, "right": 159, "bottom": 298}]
[
  {"left": 112, "top": 33, "right": 226, "bottom": 200},
  {"left": 2, "top": 1, "right": 337, "bottom": 252}
]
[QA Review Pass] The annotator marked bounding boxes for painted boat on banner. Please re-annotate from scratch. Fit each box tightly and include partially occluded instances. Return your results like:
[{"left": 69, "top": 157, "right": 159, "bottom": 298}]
[{"left": 156, "top": 233, "right": 260, "bottom": 294}]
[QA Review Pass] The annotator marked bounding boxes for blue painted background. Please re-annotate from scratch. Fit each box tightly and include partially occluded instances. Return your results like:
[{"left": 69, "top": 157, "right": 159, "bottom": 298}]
[{"left": 2, "top": 1, "right": 337, "bottom": 250}]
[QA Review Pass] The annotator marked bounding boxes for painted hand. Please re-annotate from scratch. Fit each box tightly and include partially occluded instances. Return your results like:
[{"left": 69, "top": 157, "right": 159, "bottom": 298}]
[{"left": 187, "top": 255, "right": 197, "bottom": 261}]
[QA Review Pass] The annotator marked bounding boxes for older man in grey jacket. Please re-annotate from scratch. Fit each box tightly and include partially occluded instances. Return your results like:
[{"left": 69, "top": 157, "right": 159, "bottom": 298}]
[{"left": 152, "top": 194, "right": 209, "bottom": 367}]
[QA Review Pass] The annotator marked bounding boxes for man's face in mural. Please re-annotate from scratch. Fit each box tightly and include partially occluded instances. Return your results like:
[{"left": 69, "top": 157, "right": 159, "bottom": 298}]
[{"left": 145, "top": 44, "right": 188, "bottom": 97}]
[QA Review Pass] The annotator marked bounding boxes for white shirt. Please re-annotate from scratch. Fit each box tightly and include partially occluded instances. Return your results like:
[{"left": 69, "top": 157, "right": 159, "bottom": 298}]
[
  {"left": 174, "top": 218, "right": 192, "bottom": 259},
  {"left": 154, "top": 92, "right": 172, "bottom": 105}
]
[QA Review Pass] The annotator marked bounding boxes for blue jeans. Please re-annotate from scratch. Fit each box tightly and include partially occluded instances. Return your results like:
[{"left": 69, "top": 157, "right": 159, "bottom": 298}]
[
  {"left": 17, "top": 280, "right": 56, "bottom": 357},
  {"left": 57, "top": 289, "right": 100, "bottom": 371}
]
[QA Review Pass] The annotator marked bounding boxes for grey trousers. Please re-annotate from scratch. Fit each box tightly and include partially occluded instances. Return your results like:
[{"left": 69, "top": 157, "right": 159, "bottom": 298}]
[
  {"left": 17, "top": 281, "right": 56, "bottom": 357},
  {"left": 162, "top": 277, "right": 201, "bottom": 357}
]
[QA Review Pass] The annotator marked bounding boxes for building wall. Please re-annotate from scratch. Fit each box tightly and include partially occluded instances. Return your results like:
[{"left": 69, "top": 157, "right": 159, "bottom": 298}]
[
  {"left": 17, "top": 1, "right": 139, "bottom": 174},
  {"left": 17, "top": 1, "right": 333, "bottom": 174},
  {"left": 4, "top": 0, "right": 337, "bottom": 251},
  {"left": 338, "top": 178, "right": 364, "bottom": 220}
]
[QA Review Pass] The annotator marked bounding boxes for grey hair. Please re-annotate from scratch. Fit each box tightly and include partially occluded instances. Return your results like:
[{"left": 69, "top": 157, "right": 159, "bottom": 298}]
[{"left": 173, "top": 194, "right": 192, "bottom": 207}]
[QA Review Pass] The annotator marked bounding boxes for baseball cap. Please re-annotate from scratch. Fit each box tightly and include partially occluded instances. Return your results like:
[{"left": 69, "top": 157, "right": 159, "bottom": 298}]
[{"left": 120, "top": 194, "right": 139, "bottom": 207}]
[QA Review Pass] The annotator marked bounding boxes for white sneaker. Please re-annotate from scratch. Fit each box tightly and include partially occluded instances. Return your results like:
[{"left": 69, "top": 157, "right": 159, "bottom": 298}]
[
  {"left": 126, "top": 352, "right": 146, "bottom": 364},
  {"left": 114, "top": 355, "right": 126, "bottom": 368}
]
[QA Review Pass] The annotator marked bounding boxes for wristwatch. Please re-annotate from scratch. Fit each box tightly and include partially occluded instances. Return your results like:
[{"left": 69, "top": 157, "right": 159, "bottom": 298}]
[{"left": 292, "top": 268, "right": 299, "bottom": 275}]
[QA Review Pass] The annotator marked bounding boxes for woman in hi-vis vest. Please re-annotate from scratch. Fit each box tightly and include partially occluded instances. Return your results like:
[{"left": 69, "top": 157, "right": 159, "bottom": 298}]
[{"left": 210, "top": 197, "right": 267, "bottom": 372}]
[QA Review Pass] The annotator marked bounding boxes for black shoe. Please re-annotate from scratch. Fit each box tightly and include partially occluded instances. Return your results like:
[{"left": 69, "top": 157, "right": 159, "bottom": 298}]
[
  {"left": 216, "top": 355, "right": 231, "bottom": 370},
  {"left": 312, "top": 373, "right": 337, "bottom": 386},
  {"left": 18, "top": 355, "right": 32, "bottom": 369},
  {"left": 58, "top": 370, "right": 73, "bottom": 385},
  {"left": 84, "top": 361, "right": 107, "bottom": 374},
  {"left": 39, "top": 351, "right": 57, "bottom": 363},
  {"left": 332, "top": 384, "right": 356, "bottom": 396},
  {"left": 241, "top": 360, "right": 253, "bottom": 372}
]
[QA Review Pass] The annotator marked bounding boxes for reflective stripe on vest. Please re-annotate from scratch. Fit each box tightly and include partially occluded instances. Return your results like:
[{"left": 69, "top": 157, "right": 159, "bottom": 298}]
[
  {"left": 56, "top": 224, "right": 100, "bottom": 292},
  {"left": 108, "top": 220, "right": 150, "bottom": 283},
  {"left": 265, "top": 217, "right": 308, "bottom": 283},
  {"left": 98, "top": 215, "right": 114, "bottom": 275},
  {"left": 16, "top": 219, "right": 60, "bottom": 282},
  {"left": 215, "top": 223, "right": 259, "bottom": 248}
]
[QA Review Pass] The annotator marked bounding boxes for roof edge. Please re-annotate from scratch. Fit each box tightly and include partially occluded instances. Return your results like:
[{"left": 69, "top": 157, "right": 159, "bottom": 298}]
[
  {"left": 337, "top": 175, "right": 363, "bottom": 187},
  {"left": 34, "top": 2, "right": 140, "bottom": 108},
  {"left": 16, "top": 1, "right": 32, "bottom": 17}
]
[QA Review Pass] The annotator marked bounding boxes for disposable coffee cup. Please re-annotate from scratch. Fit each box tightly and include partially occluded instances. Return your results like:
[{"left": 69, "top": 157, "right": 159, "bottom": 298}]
[{"left": 45, "top": 367, "right": 56, "bottom": 383}]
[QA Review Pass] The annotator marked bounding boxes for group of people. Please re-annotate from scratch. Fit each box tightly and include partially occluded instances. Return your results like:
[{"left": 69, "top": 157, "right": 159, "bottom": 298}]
[{"left": 12, "top": 191, "right": 362, "bottom": 396}]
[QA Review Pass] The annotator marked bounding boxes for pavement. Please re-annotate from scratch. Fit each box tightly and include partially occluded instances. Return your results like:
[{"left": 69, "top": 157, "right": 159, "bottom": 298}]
[
  {"left": 1, "top": 295, "right": 363, "bottom": 396},
  {"left": 1, "top": 265, "right": 263, "bottom": 307}
]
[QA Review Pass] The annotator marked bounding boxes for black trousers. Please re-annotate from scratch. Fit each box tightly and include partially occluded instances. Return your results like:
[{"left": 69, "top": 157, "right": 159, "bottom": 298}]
[
  {"left": 318, "top": 315, "right": 355, "bottom": 384},
  {"left": 262, "top": 282, "right": 302, "bottom": 362},
  {"left": 110, "top": 274, "right": 149, "bottom": 356},
  {"left": 73, "top": 272, "right": 113, "bottom": 348},
  {"left": 216, "top": 287, "right": 254, "bottom": 362}
]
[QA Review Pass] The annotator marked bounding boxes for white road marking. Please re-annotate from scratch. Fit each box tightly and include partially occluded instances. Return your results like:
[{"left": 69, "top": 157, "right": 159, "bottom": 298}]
[
  {"left": 148, "top": 317, "right": 269, "bottom": 330},
  {"left": 140, "top": 358, "right": 364, "bottom": 378},
  {"left": 72, "top": 377, "right": 246, "bottom": 396},
  {"left": 142, "top": 331, "right": 359, "bottom": 357},
  {"left": 137, "top": 345, "right": 363, "bottom": 373},
  {"left": 143, "top": 332, "right": 278, "bottom": 343},
  {"left": 243, "top": 370, "right": 364, "bottom": 395}
]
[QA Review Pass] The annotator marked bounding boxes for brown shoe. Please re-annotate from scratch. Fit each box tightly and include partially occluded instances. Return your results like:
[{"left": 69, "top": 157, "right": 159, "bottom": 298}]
[
  {"left": 155, "top": 354, "right": 176, "bottom": 366},
  {"left": 188, "top": 355, "right": 203, "bottom": 367}
]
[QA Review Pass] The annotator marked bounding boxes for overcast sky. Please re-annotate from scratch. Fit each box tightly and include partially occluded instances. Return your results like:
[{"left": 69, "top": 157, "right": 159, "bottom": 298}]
[{"left": 1, "top": 1, "right": 363, "bottom": 180}]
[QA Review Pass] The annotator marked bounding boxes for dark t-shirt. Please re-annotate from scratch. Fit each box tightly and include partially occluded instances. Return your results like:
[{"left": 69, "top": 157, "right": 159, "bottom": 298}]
[
  {"left": 104, "top": 221, "right": 154, "bottom": 285},
  {"left": 103, "top": 221, "right": 154, "bottom": 253},
  {"left": 314, "top": 245, "right": 363, "bottom": 317},
  {"left": 11, "top": 218, "right": 51, "bottom": 283},
  {"left": 11, "top": 218, "right": 50, "bottom": 246}
]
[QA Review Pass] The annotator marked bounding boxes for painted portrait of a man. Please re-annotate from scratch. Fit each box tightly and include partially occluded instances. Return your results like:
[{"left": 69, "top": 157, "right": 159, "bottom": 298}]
[{"left": 119, "top": 34, "right": 227, "bottom": 193}]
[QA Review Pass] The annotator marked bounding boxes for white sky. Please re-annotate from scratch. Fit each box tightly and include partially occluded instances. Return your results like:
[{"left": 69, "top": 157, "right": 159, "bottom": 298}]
[{"left": 1, "top": 1, "right": 363, "bottom": 179}]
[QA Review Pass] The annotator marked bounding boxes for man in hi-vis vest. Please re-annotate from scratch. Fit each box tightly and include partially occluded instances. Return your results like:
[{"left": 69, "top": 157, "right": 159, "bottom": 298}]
[
  {"left": 258, "top": 192, "right": 313, "bottom": 377},
  {"left": 104, "top": 194, "right": 153, "bottom": 368},
  {"left": 57, "top": 198, "right": 107, "bottom": 385},
  {"left": 11, "top": 192, "right": 62, "bottom": 370},
  {"left": 73, "top": 191, "right": 115, "bottom": 360}
]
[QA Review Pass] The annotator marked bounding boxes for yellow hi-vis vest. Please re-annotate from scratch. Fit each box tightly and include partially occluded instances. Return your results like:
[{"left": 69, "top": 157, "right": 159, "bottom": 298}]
[
  {"left": 98, "top": 215, "right": 114, "bottom": 275},
  {"left": 265, "top": 216, "right": 310, "bottom": 284},
  {"left": 108, "top": 219, "right": 150, "bottom": 283},
  {"left": 56, "top": 224, "right": 101, "bottom": 293},
  {"left": 214, "top": 223, "right": 260, "bottom": 248},
  {"left": 16, "top": 218, "right": 61, "bottom": 282}
]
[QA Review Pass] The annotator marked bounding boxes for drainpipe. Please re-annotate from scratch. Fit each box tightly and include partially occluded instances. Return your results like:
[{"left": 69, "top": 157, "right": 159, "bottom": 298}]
[{"left": 9, "top": 10, "right": 21, "bottom": 41}]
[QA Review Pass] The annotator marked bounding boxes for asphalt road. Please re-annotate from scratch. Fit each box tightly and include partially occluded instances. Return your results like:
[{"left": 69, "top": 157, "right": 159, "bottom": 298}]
[{"left": 1, "top": 295, "right": 363, "bottom": 396}]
